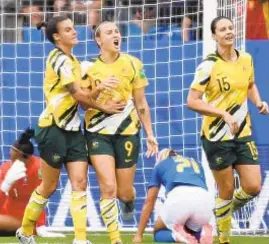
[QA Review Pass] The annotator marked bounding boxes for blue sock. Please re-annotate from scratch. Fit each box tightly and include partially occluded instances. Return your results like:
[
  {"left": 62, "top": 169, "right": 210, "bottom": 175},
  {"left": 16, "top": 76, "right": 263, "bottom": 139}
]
[{"left": 154, "top": 229, "right": 175, "bottom": 242}]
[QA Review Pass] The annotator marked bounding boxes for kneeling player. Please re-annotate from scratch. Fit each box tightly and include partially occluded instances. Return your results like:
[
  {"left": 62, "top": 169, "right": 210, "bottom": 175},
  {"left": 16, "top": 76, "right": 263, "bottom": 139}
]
[{"left": 133, "top": 148, "right": 213, "bottom": 244}]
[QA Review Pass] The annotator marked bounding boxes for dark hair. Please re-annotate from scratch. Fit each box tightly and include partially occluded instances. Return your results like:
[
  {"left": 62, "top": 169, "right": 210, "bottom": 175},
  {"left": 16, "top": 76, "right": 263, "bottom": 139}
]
[
  {"left": 210, "top": 16, "right": 233, "bottom": 34},
  {"left": 13, "top": 128, "right": 35, "bottom": 158},
  {"left": 36, "top": 15, "right": 70, "bottom": 44}
]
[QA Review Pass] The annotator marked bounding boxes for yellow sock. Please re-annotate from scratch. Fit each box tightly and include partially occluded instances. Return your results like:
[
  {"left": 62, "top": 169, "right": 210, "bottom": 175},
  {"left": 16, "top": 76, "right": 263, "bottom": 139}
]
[
  {"left": 215, "top": 198, "right": 232, "bottom": 244},
  {"left": 232, "top": 187, "right": 254, "bottom": 212},
  {"left": 100, "top": 198, "right": 121, "bottom": 244},
  {"left": 70, "top": 191, "right": 87, "bottom": 241},
  {"left": 21, "top": 190, "right": 48, "bottom": 236}
]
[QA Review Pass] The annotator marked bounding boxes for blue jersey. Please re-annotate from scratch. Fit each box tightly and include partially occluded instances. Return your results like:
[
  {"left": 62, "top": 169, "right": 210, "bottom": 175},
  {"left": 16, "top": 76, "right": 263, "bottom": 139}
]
[{"left": 148, "top": 156, "right": 207, "bottom": 194}]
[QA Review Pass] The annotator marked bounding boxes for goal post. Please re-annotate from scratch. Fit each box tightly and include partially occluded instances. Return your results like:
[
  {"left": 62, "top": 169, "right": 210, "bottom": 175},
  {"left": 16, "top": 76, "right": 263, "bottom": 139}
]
[{"left": 0, "top": 0, "right": 268, "bottom": 235}]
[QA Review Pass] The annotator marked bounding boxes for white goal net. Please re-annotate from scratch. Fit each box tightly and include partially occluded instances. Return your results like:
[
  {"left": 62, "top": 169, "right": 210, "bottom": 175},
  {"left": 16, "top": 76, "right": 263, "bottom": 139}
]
[{"left": 0, "top": 0, "right": 268, "bottom": 235}]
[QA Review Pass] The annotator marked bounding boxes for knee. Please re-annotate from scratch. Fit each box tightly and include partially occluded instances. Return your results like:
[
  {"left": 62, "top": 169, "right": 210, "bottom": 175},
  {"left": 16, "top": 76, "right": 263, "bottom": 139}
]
[
  {"left": 39, "top": 180, "right": 58, "bottom": 198},
  {"left": 242, "top": 183, "right": 261, "bottom": 196},
  {"left": 117, "top": 187, "right": 135, "bottom": 202},
  {"left": 71, "top": 176, "right": 87, "bottom": 191},
  {"left": 101, "top": 182, "right": 117, "bottom": 198}
]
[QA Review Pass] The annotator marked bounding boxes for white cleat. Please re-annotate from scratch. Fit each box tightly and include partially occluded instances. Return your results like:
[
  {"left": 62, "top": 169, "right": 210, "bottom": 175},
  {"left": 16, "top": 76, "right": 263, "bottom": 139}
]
[
  {"left": 16, "top": 228, "right": 36, "bottom": 244},
  {"left": 72, "top": 240, "right": 93, "bottom": 244}
]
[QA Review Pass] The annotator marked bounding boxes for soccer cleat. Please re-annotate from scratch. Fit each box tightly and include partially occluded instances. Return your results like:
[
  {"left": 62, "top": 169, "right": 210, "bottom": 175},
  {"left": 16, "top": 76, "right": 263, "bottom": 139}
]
[
  {"left": 199, "top": 224, "right": 213, "bottom": 244},
  {"left": 173, "top": 225, "right": 199, "bottom": 244},
  {"left": 72, "top": 240, "right": 93, "bottom": 244},
  {"left": 120, "top": 200, "right": 135, "bottom": 221},
  {"left": 16, "top": 228, "right": 36, "bottom": 244}
]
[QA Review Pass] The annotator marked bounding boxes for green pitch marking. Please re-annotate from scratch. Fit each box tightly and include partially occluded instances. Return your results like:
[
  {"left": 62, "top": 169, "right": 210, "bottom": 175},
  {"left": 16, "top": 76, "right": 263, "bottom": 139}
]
[{"left": 1, "top": 233, "right": 269, "bottom": 243}]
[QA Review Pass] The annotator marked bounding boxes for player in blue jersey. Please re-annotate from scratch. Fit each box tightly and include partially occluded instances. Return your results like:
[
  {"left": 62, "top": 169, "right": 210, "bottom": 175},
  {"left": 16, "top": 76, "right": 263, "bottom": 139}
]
[{"left": 133, "top": 148, "right": 213, "bottom": 244}]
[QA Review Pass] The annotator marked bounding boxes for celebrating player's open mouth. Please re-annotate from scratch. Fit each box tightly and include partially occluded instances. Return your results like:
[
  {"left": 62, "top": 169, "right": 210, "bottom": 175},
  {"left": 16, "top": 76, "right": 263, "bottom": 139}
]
[{"left": 113, "top": 39, "right": 120, "bottom": 50}]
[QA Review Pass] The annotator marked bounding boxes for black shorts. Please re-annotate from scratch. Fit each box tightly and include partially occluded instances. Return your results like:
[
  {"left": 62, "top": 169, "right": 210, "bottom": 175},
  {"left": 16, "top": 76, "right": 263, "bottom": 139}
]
[
  {"left": 35, "top": 125, "right": 88, "bottom": 169},
  {"left": 202, "top": 136, "right": 259, "bottom": 170},
  {"left": 85, "top": 132, "right": 140, "bottom": 169}
]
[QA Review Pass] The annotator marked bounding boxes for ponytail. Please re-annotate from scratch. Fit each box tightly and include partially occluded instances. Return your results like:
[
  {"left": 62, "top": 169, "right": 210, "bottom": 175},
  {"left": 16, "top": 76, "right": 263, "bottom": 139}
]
[
  {"left": 36, "top": 21, "right": 47, "bottom": 30},
  {"left": 12, "top": 128, "right": 35, "bottom": 158}
]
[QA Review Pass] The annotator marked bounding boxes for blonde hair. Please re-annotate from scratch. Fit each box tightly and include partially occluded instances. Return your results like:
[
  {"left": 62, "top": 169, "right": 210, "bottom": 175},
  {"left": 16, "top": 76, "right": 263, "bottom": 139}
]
[{"left": 156, "top": 148, "right": 178, "bottom": 164}]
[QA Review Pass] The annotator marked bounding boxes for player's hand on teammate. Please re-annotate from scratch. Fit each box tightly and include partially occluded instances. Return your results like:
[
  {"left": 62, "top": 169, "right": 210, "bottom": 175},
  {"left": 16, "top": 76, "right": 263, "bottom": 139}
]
[
  {"left": 0, "top": 160, "right": 26, "bottom": 194},
  {"left": 97, "top": 77, "right": 119, "bottom": 91},
  {"left": 132, "top": 233, "right": 143, "bottom": 243},
  {"left": 222, "top": 111, "right": 239, "bottom": 135},
  {"left": 102, "top": 99, "right": 126, "bottom": 114},
  {"left": 257, "top": 101, "right": 269, "bottom": 114},
  {"left": 146, "top": 135, "right": 158, "bottom": 158}
]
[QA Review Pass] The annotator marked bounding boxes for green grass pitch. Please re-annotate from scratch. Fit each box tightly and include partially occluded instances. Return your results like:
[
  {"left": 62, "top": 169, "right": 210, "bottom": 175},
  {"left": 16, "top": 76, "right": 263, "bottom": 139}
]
[{"left": 0, "top": 233, "right": 269, "bottom": 244}]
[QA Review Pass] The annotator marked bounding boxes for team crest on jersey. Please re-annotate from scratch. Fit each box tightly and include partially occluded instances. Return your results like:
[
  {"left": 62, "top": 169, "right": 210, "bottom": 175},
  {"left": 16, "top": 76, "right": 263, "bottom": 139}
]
[
  {"left": 243, "top": 66, "right": 247, "bottom": 72},
  {"left": 52, "top": 153, "right": 61, "bottom": 163},
  {"left": 215, "top": 157, "right": 224, "bottom": 165},
  {"left": 139, "top": 69, "right": 146, "bottom": 79},
  {"left": 92, "top": 142, "right": 99, "bottom": 150}
]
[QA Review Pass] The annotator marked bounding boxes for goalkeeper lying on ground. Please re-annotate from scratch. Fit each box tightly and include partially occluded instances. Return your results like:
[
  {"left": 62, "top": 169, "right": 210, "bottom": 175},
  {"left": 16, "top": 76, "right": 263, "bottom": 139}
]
[{"left": 0, "top": 128, "right": 64, "bottom": 238}]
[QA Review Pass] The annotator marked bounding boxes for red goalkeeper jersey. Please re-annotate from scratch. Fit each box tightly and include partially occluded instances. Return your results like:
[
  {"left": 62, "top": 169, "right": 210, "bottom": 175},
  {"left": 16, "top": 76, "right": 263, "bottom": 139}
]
[{"left": 0, "top": 156, "right": 46, "bottom": 226}]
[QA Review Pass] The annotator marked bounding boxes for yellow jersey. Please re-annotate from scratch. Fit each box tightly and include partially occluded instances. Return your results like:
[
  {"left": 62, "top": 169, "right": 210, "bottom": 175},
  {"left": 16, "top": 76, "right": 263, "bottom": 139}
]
[
  {"left": 190, "top": 50, "right": 254, "bottom": 141},
  {"left": 38, "top": 48, "right": 82, "bottom": 131},
  {"left": 82, "top": 53, "right": 148, "bottom": 135}
]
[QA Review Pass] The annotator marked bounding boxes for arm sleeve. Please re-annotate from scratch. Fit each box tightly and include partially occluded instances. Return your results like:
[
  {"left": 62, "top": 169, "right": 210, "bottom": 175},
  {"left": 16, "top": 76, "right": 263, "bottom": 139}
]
[
  {"left": 190, "top": 60, "right": 215, "bottom": 92},
  {"left": 131, "top": 57, "right": 149, "bottom": 89},
  {"left": 59, "top": 57, "right": 77, "bottom": 87},
  {"left": 148, "top": 166, "right": 162, "bottom": 189}
]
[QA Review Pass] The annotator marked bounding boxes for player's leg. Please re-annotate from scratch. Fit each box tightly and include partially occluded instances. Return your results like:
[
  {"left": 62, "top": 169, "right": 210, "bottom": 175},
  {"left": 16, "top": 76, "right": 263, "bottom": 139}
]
[
  {"left": 184, "top": 187, "right": 213, "bottom": 244},
  {"left": 232, "top": 138, "right": 261, "bottom": 212},
  {"left": 65, "top": 131, "right": 89, "bottom": 242},
  {"left": 0, "top": 215, "right": 21, "bottom": 231},
  {"left": 19, "top": 126, "right": 63, "bottom": 239},
  {"left": 86, "top": 132, "right": 121, "bottom": 244},
  {"left": 153, "top": 217, "right": 176, "bottom": 243},
  {"left": 114, "top": 134, "right": 140, "bottom": 220},
  {"left": 116, "top": 166, "right": 136, "bottom": 221},
  {"left": 202, "top": 138, "right": 236, "bottom": 244}
]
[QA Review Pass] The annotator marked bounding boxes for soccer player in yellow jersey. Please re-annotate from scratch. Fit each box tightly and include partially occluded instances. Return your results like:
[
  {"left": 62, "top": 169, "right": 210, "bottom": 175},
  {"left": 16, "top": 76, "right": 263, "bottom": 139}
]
[
  {"left": 81, "top": 21, "right": 158, "bottom": 244},
  {"left": 16, "top": 16, "right": 124, "bottom": 244},
  {"left": 187, "top": 16, "right": 269, "bottom": 244}
]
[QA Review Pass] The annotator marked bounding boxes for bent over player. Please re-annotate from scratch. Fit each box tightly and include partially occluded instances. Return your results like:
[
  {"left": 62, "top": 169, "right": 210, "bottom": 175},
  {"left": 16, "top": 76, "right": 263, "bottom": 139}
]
[{"left": 133, "top": 148, "right": 213, "bottom": 244}]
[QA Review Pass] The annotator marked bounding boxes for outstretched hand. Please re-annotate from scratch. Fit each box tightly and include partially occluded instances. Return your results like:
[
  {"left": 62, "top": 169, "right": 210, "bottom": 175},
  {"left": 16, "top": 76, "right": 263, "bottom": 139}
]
[
  {"left": 257, "top": 101, "right": 269, "bottom": 114},
  {"left": 146, "top": 136, "right": 158, "bottom": 158}
]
